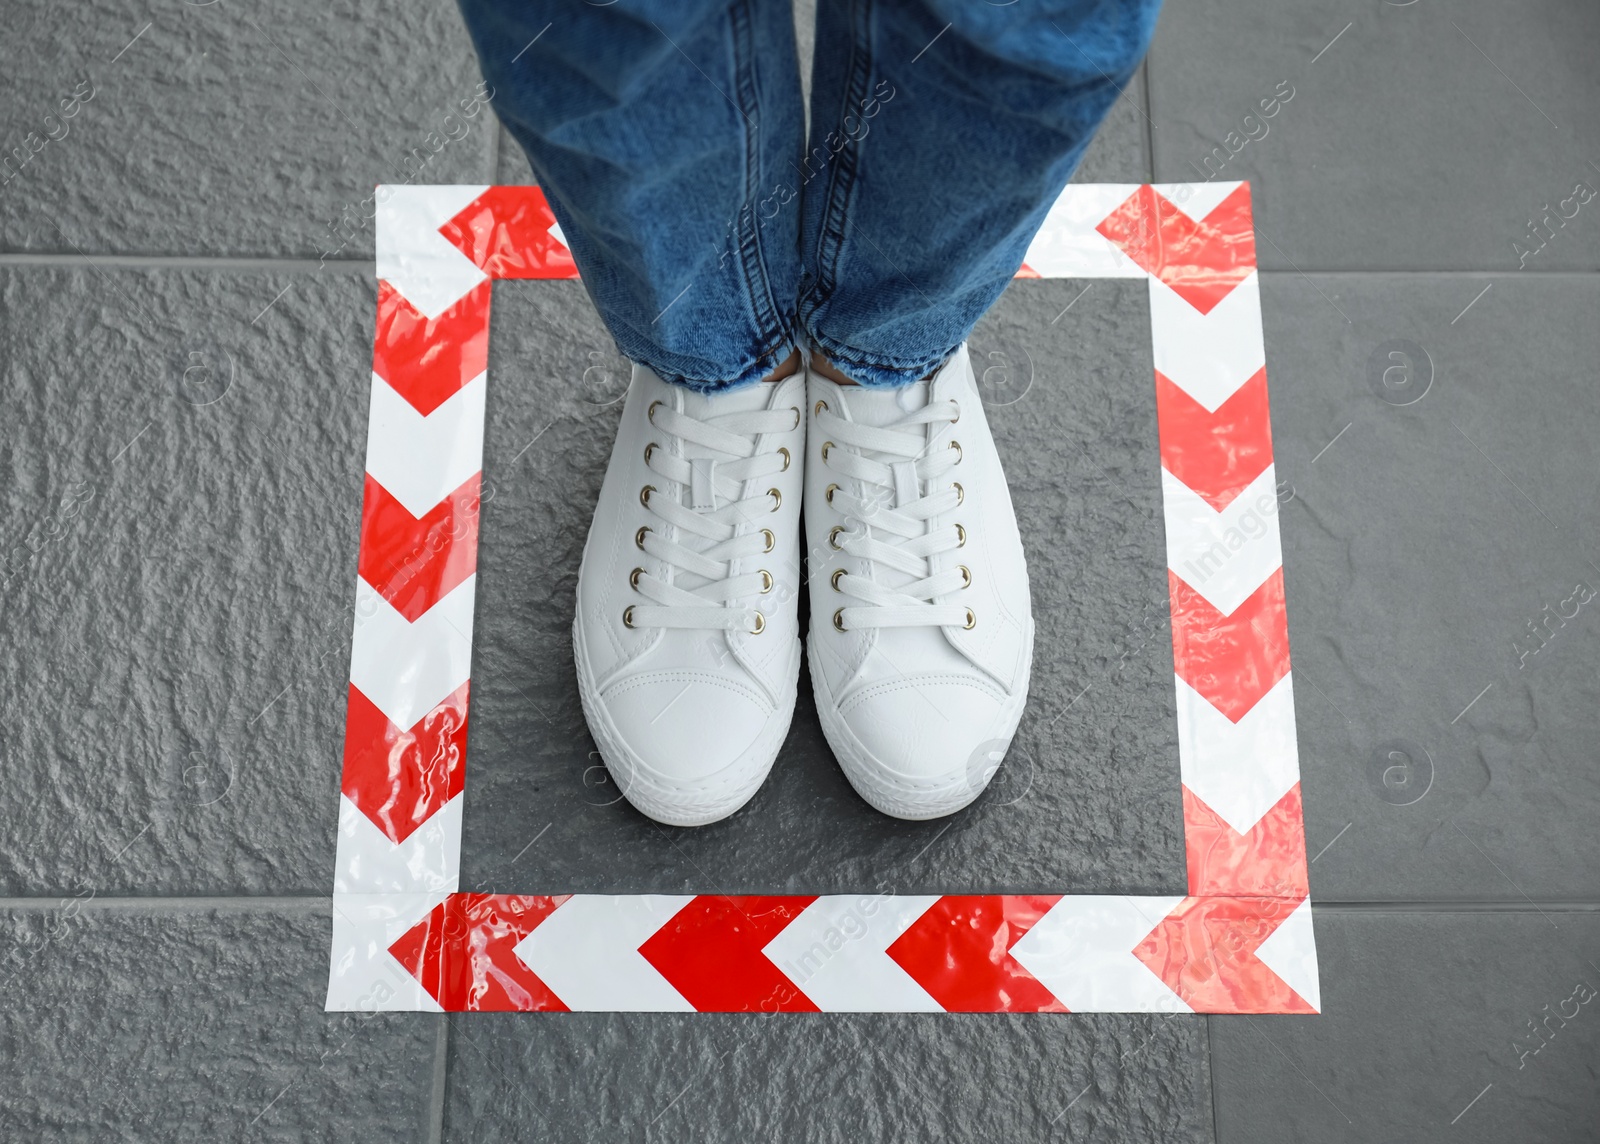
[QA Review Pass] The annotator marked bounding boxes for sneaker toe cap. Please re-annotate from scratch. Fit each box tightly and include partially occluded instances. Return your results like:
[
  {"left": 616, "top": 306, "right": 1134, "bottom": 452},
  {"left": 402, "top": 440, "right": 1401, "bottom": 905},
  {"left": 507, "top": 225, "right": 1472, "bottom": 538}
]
[
  {"left": 839, "top": 676, "right": 1016, "bottom": 793},
  {"left": 600, "top": 671, "right": 775, "bottom": 796}
]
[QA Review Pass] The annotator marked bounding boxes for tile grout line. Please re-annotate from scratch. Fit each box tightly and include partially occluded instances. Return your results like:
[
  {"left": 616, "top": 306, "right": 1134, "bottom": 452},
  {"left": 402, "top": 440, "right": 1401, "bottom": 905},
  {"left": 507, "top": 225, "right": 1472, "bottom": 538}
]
[
  {"left": 0, "top": 254, "right": 376, "bottom": 272},
  {"left": 1141, "top": 62, "right": 1157, "bottom": 184},
  {"left": 0, "top": 895, "right": 331, "bottom": 911},
  {"left": 1205, "top": 1015, "right": 1222, "bottom": 1144},
  {"left": 1, "top": 895, "right": 1597, "bottom": 912},
  {"left": 426, "top": 1016, "right": 449, "bottom": 1144},
  {"left": 1313, "top": 900, "right": 1600, "bottom": 913}
]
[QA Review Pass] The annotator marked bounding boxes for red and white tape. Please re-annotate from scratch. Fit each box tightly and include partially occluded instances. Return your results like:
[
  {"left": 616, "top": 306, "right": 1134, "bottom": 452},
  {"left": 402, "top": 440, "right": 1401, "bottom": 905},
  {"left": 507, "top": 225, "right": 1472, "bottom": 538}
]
[{"left": 326, "top": 181, "right": 1320, "bottom": 1015}]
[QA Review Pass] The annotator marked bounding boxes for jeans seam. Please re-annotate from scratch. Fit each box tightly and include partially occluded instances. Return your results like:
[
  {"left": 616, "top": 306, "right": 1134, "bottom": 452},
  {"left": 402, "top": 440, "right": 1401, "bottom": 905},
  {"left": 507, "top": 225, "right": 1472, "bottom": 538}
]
[
  {"left": 728, "top": 0, "right": 792, "bottom": 368},
  {"left": 810, "top": 0, "right": 875, "bottom": 304}
]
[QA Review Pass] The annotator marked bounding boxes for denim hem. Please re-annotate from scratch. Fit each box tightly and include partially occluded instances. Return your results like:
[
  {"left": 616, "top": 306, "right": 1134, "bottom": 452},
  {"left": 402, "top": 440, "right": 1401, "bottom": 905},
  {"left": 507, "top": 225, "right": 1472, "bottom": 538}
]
[
  {"left": 802, "top": 325, "right": 954, "bottom": 389},
  {"left": 643, "top": 331, "right": 799, "bottom": 395}
]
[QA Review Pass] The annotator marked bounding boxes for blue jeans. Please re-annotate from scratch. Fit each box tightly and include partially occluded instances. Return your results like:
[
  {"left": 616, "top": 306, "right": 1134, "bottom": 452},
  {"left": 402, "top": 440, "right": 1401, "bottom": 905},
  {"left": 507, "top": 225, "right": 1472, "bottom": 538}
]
[{"left": 456, "top": 0, "right": 1161, "bottom": 391}]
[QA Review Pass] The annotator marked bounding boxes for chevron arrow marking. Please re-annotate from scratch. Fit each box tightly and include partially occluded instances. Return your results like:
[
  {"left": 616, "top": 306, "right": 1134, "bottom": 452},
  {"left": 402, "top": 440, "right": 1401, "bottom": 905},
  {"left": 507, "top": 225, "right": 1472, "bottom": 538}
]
[
  {"left": 886, "top": 895, "right": 1068, "bottom": 1012},
  {"left": 1018, "top": 183, "right": 1150, "bottom": 278},
  {"left": 1156, "top": 180, "right": 1246, "bottom": 225},
  {"left": 333, "top": 791, "right": 461, "bottom": 896},
  {"left": 438, "top": 185, "right": 578, "bottom": 280},
  {"left": 348, "top": 575, "right": 476, "bottom": 732},
  {"left": 1175, "top": 672, "right": 1300, "bottom": 837},
  {"left": 372, "top": 278, "right": 491, "bottom": 418},
  {"left": 1156, "top": 366, "right": 1273, "bottom": 511},
  {"left": 1162, "top": 464, "right": 1285, "bottom": 619},
  {"left": 1096, "top": 183, "right": 1257, "bottom": 314},
  {"left": 516, "top": 895, "right": 698, "bottom": 1012},
  {"left": 1133, "top": 893, "right": 1317, "bottom": 1014},
  {"left": 327, "top": 891, "right": 452, "bottom": 1012},
  {"left": 638, "top": 895, "right": 820, "bottom": 1012},
  {"left": 363, "top": 370, "right": 486, "bottom": 519},
  {"left": 389, "top": 893, "right": 569, "bottom": 1012},
  {"left": 1148, "top": 272, "right": 1266, "bottom": 412},
  {"left": 761, "top": 894, "right": 944, "bottom": 1012},
  {"left": 1251, "top": 896, "right": 1321, "bottom": 1012},
  {"left": 340, "top": 681, "right": 468, "bottom": 845},
  {"left": 357, "top": 472, "right": 482, "bottom": 623},
  {"left": 1009, "top": 895, "right": 1192, "bottom": 1013},
  {"left": 375, "top": 183, "right": 491, "bottom": 319},
  {"left": 1168, "top": 566, "right": 1291, "bottom": 723},
  {"left": 1183, "top": 783, "right": 1309, "bottom": 900}
]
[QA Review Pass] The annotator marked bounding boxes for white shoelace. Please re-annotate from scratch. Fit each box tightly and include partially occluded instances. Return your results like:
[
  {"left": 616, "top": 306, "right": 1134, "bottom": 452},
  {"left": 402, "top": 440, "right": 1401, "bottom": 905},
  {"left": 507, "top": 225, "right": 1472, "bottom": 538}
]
[
  {"left": 627, "top": 397, "right": 797, "bottom": 634},
  {"left": 816, "top": 395, "right": 973, "bottom": 631}
]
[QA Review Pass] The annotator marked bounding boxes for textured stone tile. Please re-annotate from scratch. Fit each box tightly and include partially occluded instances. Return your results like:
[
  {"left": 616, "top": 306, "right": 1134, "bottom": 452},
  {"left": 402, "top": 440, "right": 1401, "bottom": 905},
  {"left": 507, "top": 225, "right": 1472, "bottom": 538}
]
[
  {"left": 0, "top": 901, "right": 439, "bottom": 1143},
  {"left": 445, "top": 1009, "right": 1211, "bottom": 1143},
  {"left": 460, "top": 277, "right": 1187, "bottom": 897},
  {"left": 0, "top": 266, "right": 370, "bottom": 895},
  {"left": 1262, "top": 272, "right": 1600, "bottom": 901},
  {"left": 1210, "top": 909, "right": 1600, "bottom": 1144},
  {"left": 1147, "top": 0, "right": 1600, "bottom": 271},
  {"left": 0, "top": 0, "right": 494, "bottom": 257}
]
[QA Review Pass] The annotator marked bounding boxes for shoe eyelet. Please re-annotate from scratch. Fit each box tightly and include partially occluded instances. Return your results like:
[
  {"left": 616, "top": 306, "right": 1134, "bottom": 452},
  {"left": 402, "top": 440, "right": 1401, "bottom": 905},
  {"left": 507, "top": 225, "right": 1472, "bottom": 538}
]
[
  {"left": 955, "top": 523, "right": 967, "bottom": 548},
  {"left": 813, "top": 399, "right": 828, "bottom": 417},
  {"left": 825, "top": 482, "right": 840, "bottom": 505},
  {"left": 828, "top": 525, "right": 847, "bottom": 550},
  {"left": 951, "top": 400, "right": 961, "bottom": 424},
  {"left": 630, "top": 567, "right": 645, "bottom": 589},
  {"left": 768, "top": 488, "right": 782, "bottom": 511},
  {"left": 623, "top": 605, "right": 637, "bottom": 628},
  {"left": 777, "top": 446, "right": 791, "bottom": 471},
  {"left": 635, "top": 526, "right": 651, "bottom": 549},
  {"left": 640, "top": 484, "right": 656, "bottom": 507},
  {"left": 949, "top": 440, "right": 962, "bottom": 464},
  {"left": 831, "top": 568, "right": 846, "bottom": 591},
  {"left": 761, "top": 528, "right": 775, "bottom": 553},
  {"left": 832, "top": 608, "right": 847, "bottom": 633},
  {"left": 648, "top": 400, "right": 663, "bottom": 424},
  {"left": 958, "top": 564, "right": 971, "bottom": 589},
  {"left": 952, "top": 481, "right": 964, "bottom": 506},
  {"left": 963, "top": 608, "right": 976, "bottom": 630},
  {"left": 759, "top": 569, "right": 773, "bottom": 593},
  {"left": 821, "top": 441, "right": 834, "bottom": 461},
  {"left": 750, "top": 611, "right": 766, "bottom": 635},
  {"left": 644, "top": 442, "right": 657, "bottom": 464},
  {"left": 790, "top": 407, "right": 801, "bottom": 430}
]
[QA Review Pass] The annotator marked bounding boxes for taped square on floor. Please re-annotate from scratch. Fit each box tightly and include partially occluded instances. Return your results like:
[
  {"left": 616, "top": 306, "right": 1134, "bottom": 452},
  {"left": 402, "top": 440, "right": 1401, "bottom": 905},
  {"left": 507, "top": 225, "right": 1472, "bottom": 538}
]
[{"left": 326, "top": 182, "right": 1320, "bottom": 1015}]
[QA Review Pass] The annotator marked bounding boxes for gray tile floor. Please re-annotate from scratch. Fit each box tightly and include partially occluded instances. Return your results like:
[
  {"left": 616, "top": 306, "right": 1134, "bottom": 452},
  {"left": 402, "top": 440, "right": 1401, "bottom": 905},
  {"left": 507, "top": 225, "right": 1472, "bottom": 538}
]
[{"left": 2, "top": 0, "right": 1597, "bottom": 1140}]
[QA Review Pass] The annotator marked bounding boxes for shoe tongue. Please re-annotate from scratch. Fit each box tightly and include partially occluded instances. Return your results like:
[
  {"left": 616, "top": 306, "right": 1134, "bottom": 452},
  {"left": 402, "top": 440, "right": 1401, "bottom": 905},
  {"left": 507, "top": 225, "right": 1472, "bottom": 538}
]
[
  {"left": 841, "top": 381, "right": 928, "bottom": 427},
  {"left": 678, "top": 382, "right": 776, "bottom": 461},
  {"left": 681, "top": 379, "right": 775, "bottom": 419}
]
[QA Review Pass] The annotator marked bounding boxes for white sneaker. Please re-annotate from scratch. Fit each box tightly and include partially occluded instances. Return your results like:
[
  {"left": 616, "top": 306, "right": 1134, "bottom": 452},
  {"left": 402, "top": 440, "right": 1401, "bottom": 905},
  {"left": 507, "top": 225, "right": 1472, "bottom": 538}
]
[
  {"left": 574, "top": 363, "right": 805, "bottom": 826},
  {"left": 804, "top": 345, "right": 1034, "bottom": 820}
]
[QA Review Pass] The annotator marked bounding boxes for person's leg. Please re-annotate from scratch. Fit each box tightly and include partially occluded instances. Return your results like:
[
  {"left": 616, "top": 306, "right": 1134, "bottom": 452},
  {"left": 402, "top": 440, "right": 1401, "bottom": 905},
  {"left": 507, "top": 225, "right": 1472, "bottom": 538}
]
[
  {"left": 455, "top": 0, "right": 805, "bottom": 391},
  {"left": 798, "top": 0, "right": 1161, "bottom": 385},
  {"left": 799, "top": 0, "right": 1161, "bottom": 820},
  {"left": 454, "top": 1, "right": 812, "bottom": 827}
]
